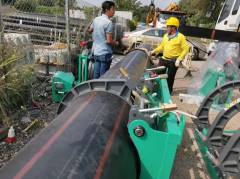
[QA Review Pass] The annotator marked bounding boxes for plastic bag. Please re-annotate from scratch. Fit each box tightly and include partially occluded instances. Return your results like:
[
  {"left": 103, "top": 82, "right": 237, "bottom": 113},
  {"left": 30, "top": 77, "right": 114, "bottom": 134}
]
[{"left": 187, "top": 42, "right": 240, "bottom": 110}]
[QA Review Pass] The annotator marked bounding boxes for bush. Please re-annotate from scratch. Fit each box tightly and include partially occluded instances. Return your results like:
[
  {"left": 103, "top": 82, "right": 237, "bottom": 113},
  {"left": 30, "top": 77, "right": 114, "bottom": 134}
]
[
  {"left": 38, "top": 0, "right": 66, "bottom": 7},
  {"left": 127, "top": 19, "right": 137, "bottom": 31},
  {"left": 0, "top": 37, "right": 36, "bottom": 129},
  {"left": 38, "top": 0, "right": 55, "bottom": 7},
  {"left": 14, "top": 0, "right": 38, "bottom": 12},
  {"left": 203, "top": 23, "right": 216, "bottom": 29}
]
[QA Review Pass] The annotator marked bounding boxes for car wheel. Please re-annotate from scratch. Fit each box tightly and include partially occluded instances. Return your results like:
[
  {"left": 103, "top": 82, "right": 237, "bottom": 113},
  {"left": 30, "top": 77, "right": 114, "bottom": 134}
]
[
  {"left": 132, "top": 42, "right": 141, "bottom": 49},
  {"left": 192, "top": 48, "right": 198, "bottom": 60}
]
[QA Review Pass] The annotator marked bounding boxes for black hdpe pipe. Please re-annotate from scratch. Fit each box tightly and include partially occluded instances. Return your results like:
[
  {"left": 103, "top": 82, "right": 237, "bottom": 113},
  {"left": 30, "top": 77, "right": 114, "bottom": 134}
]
[{"left": 0, "top": 44, "right": 151, "bottom": 179}]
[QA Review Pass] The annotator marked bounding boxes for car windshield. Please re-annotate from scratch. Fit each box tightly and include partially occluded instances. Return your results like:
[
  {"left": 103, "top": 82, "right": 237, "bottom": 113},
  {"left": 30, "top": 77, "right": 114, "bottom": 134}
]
[{"left": 217, "top": 0, "right": 235, "bottom": 23}]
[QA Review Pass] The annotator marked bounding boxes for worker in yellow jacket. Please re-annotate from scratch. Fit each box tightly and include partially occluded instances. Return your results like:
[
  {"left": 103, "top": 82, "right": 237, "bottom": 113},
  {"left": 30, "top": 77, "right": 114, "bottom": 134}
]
[{"left": 149, "top": 17, "right": 189, "bottom": 94}]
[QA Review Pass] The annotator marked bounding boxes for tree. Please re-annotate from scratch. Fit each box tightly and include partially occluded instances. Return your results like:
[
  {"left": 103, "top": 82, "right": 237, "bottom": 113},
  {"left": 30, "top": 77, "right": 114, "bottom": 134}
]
[
  {"left": 14, "top": 0, "right": 38, "bottom": 12},
  {"left": 113, "top": 0, "right": 142, "bottom": 12},
  {"left": 113, "top": 0, "right": 151, "bottom": 22},
  {"left": 134, "top": 5, "right": 149, "bottom": 22},
  {"left": 179, "top": 0, "right": 222, "bottom": 28}
]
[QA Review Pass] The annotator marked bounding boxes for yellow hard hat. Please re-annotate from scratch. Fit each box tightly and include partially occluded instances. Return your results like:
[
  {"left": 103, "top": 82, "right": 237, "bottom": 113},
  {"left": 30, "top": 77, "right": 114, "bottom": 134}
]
[{"left": 165, "top": 17, "right": 179, "bottom": 27}]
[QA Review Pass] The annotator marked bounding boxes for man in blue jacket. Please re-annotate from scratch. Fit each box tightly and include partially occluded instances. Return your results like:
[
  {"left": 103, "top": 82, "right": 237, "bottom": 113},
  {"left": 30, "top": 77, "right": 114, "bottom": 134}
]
[{"left": 89, "top": 1, "right": 119, "bottom": 79}]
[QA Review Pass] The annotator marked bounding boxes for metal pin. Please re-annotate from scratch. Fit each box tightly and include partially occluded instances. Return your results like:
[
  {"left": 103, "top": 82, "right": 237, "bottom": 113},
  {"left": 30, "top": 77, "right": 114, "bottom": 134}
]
[
  {"left": 205, "top": 151, "right": 218, "bottom": 165},
  {"left": 214, "top": 150, "right": 220, "bottom": 158},
  {"left": 140, "top": 100, "right": 145, "bottom": 109},
  {"left": 150, "top": 113, "right": 157, "bottom": 119},
  {"left": 139, "top": 107, "right": 163, "bottom": 113},
  {"left": 196, "top": 129, "right": 206, "bottom": 140}
]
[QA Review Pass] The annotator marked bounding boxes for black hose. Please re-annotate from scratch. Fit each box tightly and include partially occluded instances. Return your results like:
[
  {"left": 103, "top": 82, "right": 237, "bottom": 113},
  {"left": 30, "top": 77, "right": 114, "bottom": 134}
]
[
  {"left": 27, "top": 106, "right": 41, "bottom": 117},
  {"left": 186, "top": 39, "right": 211, "bottom": 55},
  {"left": 35, "top": 77, "right": 51, "bottom": 91}
]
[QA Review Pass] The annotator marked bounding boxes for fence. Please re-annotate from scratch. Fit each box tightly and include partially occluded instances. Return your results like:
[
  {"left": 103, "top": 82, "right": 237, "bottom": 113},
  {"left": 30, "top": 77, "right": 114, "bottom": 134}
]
[
  {"left": 0, "top": 0, "right": 95, "bottom": 76},
  {"left": 112, "top": 15, "right": 128, "bottom": 52},
  {"left": 0, "top": 0, "right": 128, "bottom": 75},
  {"left": 0, "top": 1, "right": 129, "bottom": 127}
]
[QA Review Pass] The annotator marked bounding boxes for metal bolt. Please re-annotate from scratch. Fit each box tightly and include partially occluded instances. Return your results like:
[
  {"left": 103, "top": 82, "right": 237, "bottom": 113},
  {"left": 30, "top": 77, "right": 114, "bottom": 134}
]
[
  {"left": 205, "top": 151, "right": 218, "bottom": 165},
  {"left": 134, "top": 126, "right": 145, "bottom": 137},
  {"left": 196, "top": 129, "right": 206, "bottom": 141},
  {"left": 198, "top": 125, "right": 204, "bottom": 132},
  {"left": 214, "top": 150, "right": 219, "bottom": 158}
]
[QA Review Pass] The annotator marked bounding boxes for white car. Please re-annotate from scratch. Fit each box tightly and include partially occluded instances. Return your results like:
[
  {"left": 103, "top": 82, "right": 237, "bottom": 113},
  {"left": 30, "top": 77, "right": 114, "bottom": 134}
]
[{"left": 121, "top": 28, "right": 207, "bottom": 59}]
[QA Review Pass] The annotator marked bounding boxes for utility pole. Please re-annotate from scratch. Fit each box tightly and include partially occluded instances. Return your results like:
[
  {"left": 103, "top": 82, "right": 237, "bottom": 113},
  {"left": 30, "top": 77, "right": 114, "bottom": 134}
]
[
  {"left": 0, "top": 0, "right": 2, "bottom": 34},
  {"left": 65, "top": 0, "right": 71, "bottom": 72}
]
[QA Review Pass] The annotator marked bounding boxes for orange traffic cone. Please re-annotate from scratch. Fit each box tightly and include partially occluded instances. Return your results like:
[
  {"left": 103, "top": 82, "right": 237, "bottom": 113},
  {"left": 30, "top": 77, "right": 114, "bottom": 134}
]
[{"left": 5, "top": 126, "right": 16, "bottom": 143}]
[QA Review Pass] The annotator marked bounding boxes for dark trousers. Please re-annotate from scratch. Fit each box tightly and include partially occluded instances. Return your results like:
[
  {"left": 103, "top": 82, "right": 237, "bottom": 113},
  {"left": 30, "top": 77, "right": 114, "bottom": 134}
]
[
  {"left": 93, "top": 54, "right": 112, "bottom": 79},
  {"left": 155, "top": 58, "right": 178, "bottom": 94}
]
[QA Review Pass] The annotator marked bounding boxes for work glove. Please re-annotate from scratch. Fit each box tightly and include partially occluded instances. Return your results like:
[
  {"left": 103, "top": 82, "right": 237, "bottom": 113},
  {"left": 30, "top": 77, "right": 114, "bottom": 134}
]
[
  {"left": 148, "top": 51, "right": 155, "bottom": 56},
  {"left": 175, "top": 59, "right": 181, "bottom": 67}
]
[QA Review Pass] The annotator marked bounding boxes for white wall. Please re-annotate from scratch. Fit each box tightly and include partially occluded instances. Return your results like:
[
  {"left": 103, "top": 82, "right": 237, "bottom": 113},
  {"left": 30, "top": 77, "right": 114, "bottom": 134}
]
[
  {"left": 114, "top": 11, "right": 133, "bottom": 20},
  {"left": 69, "top": 10, "right": 86, "bottom": 19}
]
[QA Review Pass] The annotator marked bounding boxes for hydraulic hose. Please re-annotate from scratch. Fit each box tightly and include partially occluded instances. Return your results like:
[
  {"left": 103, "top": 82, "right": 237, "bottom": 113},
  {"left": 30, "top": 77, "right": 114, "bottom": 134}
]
[{"left": 186, "top": 39, "right": 211, "bottom": 55}]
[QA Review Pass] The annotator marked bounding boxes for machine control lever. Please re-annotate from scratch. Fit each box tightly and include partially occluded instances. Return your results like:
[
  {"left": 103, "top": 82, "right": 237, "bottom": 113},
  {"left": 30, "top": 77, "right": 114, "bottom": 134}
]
[
  {"left": 139, "top": 104, "right": 177, "bottom": 112},
  {"left": 147, "top": 66, "right": 166, "bottom": 71},
  {"left": 119, "top": 67, "right": 130, "bottom": 79},
  {"left": 145, "top": 74, "right": 168, "bottom": 81}
]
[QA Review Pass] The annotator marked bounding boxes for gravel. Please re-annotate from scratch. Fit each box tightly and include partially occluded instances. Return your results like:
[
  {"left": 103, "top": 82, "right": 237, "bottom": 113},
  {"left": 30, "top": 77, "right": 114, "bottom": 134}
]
[{"left": 0, "top": 95, "right": 58, "bottom": 169}]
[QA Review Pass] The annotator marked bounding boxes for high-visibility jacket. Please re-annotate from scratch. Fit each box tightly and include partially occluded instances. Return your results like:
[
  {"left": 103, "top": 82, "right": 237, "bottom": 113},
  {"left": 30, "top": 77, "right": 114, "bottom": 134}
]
[{"left": 154, "top": 31, "right": 189, "bottom": 61}]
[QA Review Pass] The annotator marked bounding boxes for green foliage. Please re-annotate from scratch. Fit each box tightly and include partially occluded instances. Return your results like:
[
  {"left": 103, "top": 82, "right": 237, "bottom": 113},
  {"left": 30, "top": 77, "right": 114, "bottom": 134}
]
[
  {"left": 203, "top": 23, "right": 216, "bottom": 29},
  {"left": 14, "top": 0, "right": 75, "bottom": 13},
  {"left": 127, "top": 19, "right": 137, "bottom": 31},
  {"left": 14, "top": 0, "right": 38, "bottom": 12},
  {"left": 0, "top": 34, "right": 36, "bottom": 129},
  {"left": 35, "top": 5, "right": 65, "bottom": 15},
  {"left": 179, "top": 0, "right": 221, "bottom": 27},
  {"left": 38, "top": 0, "right": 66, "bottom": 7},
  {"left": 114, "top": 0, "right": 142, "bottom": 12},
  {"left": 58, "top": 0, "right": 65, "bottom": 7},
  {"left": 133, "top": 5, "right": 149, "bottom": 22},
  {"left": 113, "top": 0, "right": 146, "bottom": 22},
  {"left": 38, "top": 0, "right": 55, "bottom": 7},
  {"left": 83, "top": 7, "right": 101, "bottom": 20}
]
